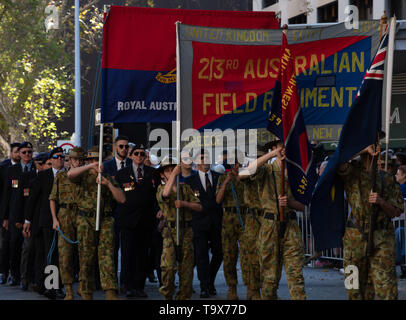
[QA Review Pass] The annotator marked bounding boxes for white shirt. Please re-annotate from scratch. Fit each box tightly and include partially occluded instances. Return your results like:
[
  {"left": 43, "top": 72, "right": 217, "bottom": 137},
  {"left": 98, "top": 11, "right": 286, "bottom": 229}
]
[
  {"left": 52, "top": 167, "right": 65, "bottom": 178},
  {"left": 115, "top": 157, "right": 127, "bottom": 171},
  {"left": 198, "top": 169, "right": 213, "bottom": 191}
]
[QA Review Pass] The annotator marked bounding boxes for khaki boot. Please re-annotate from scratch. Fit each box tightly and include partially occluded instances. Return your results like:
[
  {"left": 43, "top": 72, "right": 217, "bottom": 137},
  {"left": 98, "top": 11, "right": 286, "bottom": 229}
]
[
  {"left": 81, "top": 293, "right": 93, "bottom": 300},
  {"left": 227, "top": 286, "right": 238, "bottom": 300},
  {"left": 64, "top": 284, "right": 74, "bottom": 300},
  {"left": 251, "top": 289, "right": 261, "bottom": 300},
  {"left": 105, "top": 290, "right": 121, "bottom": 300},
  {"left": 77, "top": 282, "right": 82, "bottom": 297}
]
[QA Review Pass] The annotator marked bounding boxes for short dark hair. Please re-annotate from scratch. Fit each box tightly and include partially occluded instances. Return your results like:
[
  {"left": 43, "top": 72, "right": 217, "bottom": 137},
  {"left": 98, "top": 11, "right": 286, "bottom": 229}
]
[
  {"left": 10, "top": 143, "right": 20, "bottom": 151},
  {"left": 115, "top": 135, "right": 129, "bottom": 143},
  {"left": 396, "top": 152, "right": 406, "bottom": 166}
]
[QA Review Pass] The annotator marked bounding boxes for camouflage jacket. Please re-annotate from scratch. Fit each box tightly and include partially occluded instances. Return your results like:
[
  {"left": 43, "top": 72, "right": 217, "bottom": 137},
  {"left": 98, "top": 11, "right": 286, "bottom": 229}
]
[
  {"left": 250, "top": 161, "right": 294, "bottom": 214},
  {"left": 156, "top": 183, "right": 200, "bottom": 222},
  {"left": 70, "top": 170, "right": 118, "bottom": 214},
  {"left": 216, "top": 174, "right": 245, "bottom": 209},
  {"left": 338, "top": 161, "right": 404, "bottom": 230},
  {"left": 49, "top": 171, "right": 78, "bottom": 205},
  {"left": 241, "top": 178, "right": 262, "bottom": 210}
]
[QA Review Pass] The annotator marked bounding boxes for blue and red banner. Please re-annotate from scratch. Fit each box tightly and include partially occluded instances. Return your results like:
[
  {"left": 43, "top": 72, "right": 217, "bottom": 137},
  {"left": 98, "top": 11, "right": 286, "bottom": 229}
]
[
  {"left": 101, "top": 6, "right": 279, "bottom": 124},
  {"left": 310, "top": 28, "right": 389, "bottom": 250},
  {"left": 267, "top": 33, "right": 317, "bottom": 205},
  {"left": 178, "top": 22, "right": 382, "bottom": 142}
]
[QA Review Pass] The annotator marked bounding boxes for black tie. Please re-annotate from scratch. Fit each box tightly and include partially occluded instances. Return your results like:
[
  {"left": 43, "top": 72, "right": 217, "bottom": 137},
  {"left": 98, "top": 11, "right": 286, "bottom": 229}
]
[
  {"left": 205, "top": 172, "right": 212, "bottom": 191},
  {"left": 120, "top": 161, "right": 125, "bottom": 170},
  {"left": 24, "top": 165, "right": 28, "bottom": 173}
]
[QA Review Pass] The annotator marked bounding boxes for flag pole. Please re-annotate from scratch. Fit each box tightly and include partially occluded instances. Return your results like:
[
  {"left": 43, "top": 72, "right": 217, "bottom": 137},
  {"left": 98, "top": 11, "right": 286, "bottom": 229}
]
[
  {"left": 175, "top": 21, "right": 181, "bottom": 247},
  {"left": 280, "top": 24, "right": 288, "bottom": 223},
  {"left": 384, "top": 16, "right": 396, "bottom": 171},
  {"left": 95, "top": 5, "right": 110, "bottom": 232}
]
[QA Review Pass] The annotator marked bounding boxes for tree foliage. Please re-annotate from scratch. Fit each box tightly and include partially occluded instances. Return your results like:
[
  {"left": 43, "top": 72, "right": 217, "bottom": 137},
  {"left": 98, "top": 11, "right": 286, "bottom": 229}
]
[{"left": 0, "top": 0, "right": 103, "bottom": 156}]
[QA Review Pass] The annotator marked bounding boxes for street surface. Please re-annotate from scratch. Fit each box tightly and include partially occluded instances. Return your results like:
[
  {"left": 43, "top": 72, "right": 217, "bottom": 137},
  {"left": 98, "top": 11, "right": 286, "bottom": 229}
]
[{"left": 0, "top": 263, "right": 405, "bottom": 300}]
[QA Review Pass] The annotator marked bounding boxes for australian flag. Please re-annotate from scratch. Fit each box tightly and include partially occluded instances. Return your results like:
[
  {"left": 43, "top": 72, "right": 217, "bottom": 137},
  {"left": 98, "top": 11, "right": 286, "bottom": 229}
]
[
  {"left": 310, "top": 27, "right": 389, "bottom": 251},
  {"left": 267, "top": 32, "right": 317, "bottom": 205}
]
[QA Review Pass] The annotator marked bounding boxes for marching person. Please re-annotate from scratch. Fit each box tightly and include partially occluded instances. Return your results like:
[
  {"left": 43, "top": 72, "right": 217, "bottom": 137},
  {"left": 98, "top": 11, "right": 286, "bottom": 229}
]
[
  {"left": 115, "top": 143, "right": 158, "bottom": 298},
  {"left": 156, "top": 157, "right": 202, "bottom": 300},
  {"left": 67, "top": 146, "right": 125, "bottom": 300},
  {"left": 216, "top": 158, "right": 248, "bottom": 300},
  {"left": 0, "top": 142, "right": 20, "bottom": 285},
  {"left": 239, "top": 150, "right": 266, "bottom": 300},
  {"left": 184, "top": 150, "right": 223, "bottom": 298},
  {"left": 338, "top": 144, "right": 404, "bottom": 300},
  {"left": 240, "top": 140, "right": 307, "bottom": 300},
  {"left": 103, "top": 135, "right": 132, "bottom": 291},
  {"left": 1, "top": 142, "right": 36, "bottom": 287},
  {"left": 19, "top": 152, "right": 49, "bottom": 291},
  {"left": 49, "top": 147, "right": 85, "bottom": 300},
  {"left": 24, "top": 146, "right": 66, "bottom": 299}
]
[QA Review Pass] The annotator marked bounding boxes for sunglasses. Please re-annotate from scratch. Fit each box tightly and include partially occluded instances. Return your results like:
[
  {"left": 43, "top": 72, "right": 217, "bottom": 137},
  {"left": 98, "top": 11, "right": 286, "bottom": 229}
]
[
  {"left": 118, "top": 144, "right": 129, "bottom": 149},
  {"left": 21, "top": 150, "right": 33, "bottom": 155},
  {"left": 133, "top": 151, "right": 146, "bottom": 157},
  {"left": 45, "top": 162, "right": 52, "bottom": 166},
  {"left": 52, "top": 154, "right": 65, "bottom": 159}
]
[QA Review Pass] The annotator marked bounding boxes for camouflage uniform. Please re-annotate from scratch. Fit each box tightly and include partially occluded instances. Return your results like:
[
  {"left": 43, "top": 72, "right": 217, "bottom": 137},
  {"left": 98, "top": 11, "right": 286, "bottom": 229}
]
[
  {"left": 338, "top": 161, "right": 404, "bottom": 300},
  {"left": 251, "top": 162, "right": 306, "bottom": 300},
  {"left": 49, "top": 171, "right": 79, "bottom": 285},
  {"left": 156, "top": 183, "right": 200, "bottom": 300},
  {"left": 217, "top": 175, "right": 249, "bottom": 289},
  {"left": 241, "top": 178, "right": 262, "bottom": 295},
  {"left": 71, "top": 170, "right": 118, "bottom": 296}
]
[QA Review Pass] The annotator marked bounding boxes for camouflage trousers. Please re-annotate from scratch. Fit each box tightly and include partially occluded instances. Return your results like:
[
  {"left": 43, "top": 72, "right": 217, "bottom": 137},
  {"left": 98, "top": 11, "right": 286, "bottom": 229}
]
[
  {"left": 343, "top": 227, "right": 398, "bottom": 300},
  {"left": 222, "top": 208, "right": 249, "bottom": 287},
  {"left": 160, "top": 225, "right": 194, "bottom": 300},
  {"left": 76, "top": 215, "right": 117, "bottom": 295},
  {"left": 57, "top": 207, "right": 77, "bottom": 285},
  {"left": 257, "top": 217, "right": 306, "bottom": 300},
  {"left": 241, "top": 209, "right": 262, "bottom": 291}
]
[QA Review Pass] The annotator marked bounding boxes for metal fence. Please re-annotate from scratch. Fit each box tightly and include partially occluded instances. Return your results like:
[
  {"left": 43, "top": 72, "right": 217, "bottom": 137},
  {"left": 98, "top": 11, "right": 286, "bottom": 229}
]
[{"left": 297, "top": 200, "right": 406, "bottom": 268}]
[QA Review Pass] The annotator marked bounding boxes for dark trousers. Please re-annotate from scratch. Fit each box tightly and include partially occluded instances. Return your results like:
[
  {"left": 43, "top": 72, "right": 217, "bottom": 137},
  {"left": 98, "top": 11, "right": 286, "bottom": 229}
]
[
  {"left": 0, "top": 226, "right": 10, "bottom": 276},
  {"left": 120, "top": 227, "right": 149, "bottom": 290},
  {"left": 9, "top": 224, "right": 23, "bottom": 280},
  {"left": 147, "top": 230, "right": 163, "bottom": 285},
  {"left": 193, "top": 222, "right": 223, "bottom": 291},
  {"left": 33, "top": 232, "right": 44, "bottom": 287},
  {"left": 42, "top": 227, "right": 62, "bottom": 288},
  {"left": 20, "top": 235, "right": 35, "bottom": 282}
]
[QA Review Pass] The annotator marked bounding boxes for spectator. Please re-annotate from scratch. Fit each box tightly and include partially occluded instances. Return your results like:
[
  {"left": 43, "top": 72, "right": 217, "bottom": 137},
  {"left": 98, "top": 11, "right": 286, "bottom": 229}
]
[
  {"left": 396, "top": 152, "right": 406, "bottom": 166},
  {"left": 395, "top": 165, "right": 406, "bottom": 278}
]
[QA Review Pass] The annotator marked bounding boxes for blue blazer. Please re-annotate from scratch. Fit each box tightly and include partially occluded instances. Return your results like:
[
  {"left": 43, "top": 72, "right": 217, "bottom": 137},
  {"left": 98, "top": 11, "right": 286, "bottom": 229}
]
[{"left": 103, "top": 157, "right": 132, "bottom": 177}]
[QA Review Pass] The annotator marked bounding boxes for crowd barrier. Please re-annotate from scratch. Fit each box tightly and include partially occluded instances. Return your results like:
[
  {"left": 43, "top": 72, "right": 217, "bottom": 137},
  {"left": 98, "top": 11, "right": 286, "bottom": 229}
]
[{"left": 296, "top": 200, "right": 406, "bottom": 268}]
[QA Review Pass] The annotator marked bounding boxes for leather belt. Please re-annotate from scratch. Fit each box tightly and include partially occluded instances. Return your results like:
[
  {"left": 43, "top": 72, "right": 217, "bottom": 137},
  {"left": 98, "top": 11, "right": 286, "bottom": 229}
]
[
  {"left": 225, "top": 207, "right": 247, "bottom": 213},
  {"left": 346, "top": 219, "right": 388, "bottom": 231},
  {"left": 60, "top": 203, "right": 76, "bottom": 210},
  {"left": 264, "top": 211, "right": 297, "bottom": 221},
  {"left": 78, "top": 210, "right": 112, "bottom": 218},
  {"left": 248, "top": 208, "right": 263, "bottom": 215},
  {"left": 168, "top": 220, "right": 192, "bottom": 228}
]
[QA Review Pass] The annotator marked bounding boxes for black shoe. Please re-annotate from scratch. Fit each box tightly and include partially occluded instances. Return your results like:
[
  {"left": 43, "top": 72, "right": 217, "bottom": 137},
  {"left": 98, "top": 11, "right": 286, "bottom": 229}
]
[
  {"left": 126, "top": 290, "right": 136, "bottom": 298},
  {"left": 148, "top": 272, "right": 157, "bottom": 283},
  {"left": 56, "top": 289, "right": 66, "bottom": 299},
  {"left": 200, "top": 290, "right": 210, "bottom": 298},
  {"left": 21, "top": 279, "right": 29, "bottom": 291},
  {"left": 135, "top": 289, "right": 148, "bottom": 298},
  {"left": 208, "top": 286, "right": 217, "bottom": 296},
  {"left": 0, "top": 274, "right": 6, "bottom": 285},
  {"left": 44, "top": 289, "right": 57, "bottom": 300},
  {"left": 32, "top": 284, "right": 45, "bottom": 295},
  {"left": 9, "top": 276, "right": 19, "bottom": 286}
]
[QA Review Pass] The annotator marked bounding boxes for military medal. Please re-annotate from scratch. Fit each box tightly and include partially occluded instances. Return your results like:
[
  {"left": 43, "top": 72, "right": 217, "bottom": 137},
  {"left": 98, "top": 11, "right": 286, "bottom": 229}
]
[
  {"left": 23, "top": 188, "right": 29, "bottom": 197},
  {"left": 11, "top": 180, "right": 18, "bottom": 188},
  {"left": 193, "top": 189, "right": 200, "bottom": 197},
  {"left": 123, "top": 181, "right": 135, "bottom": 192}
]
